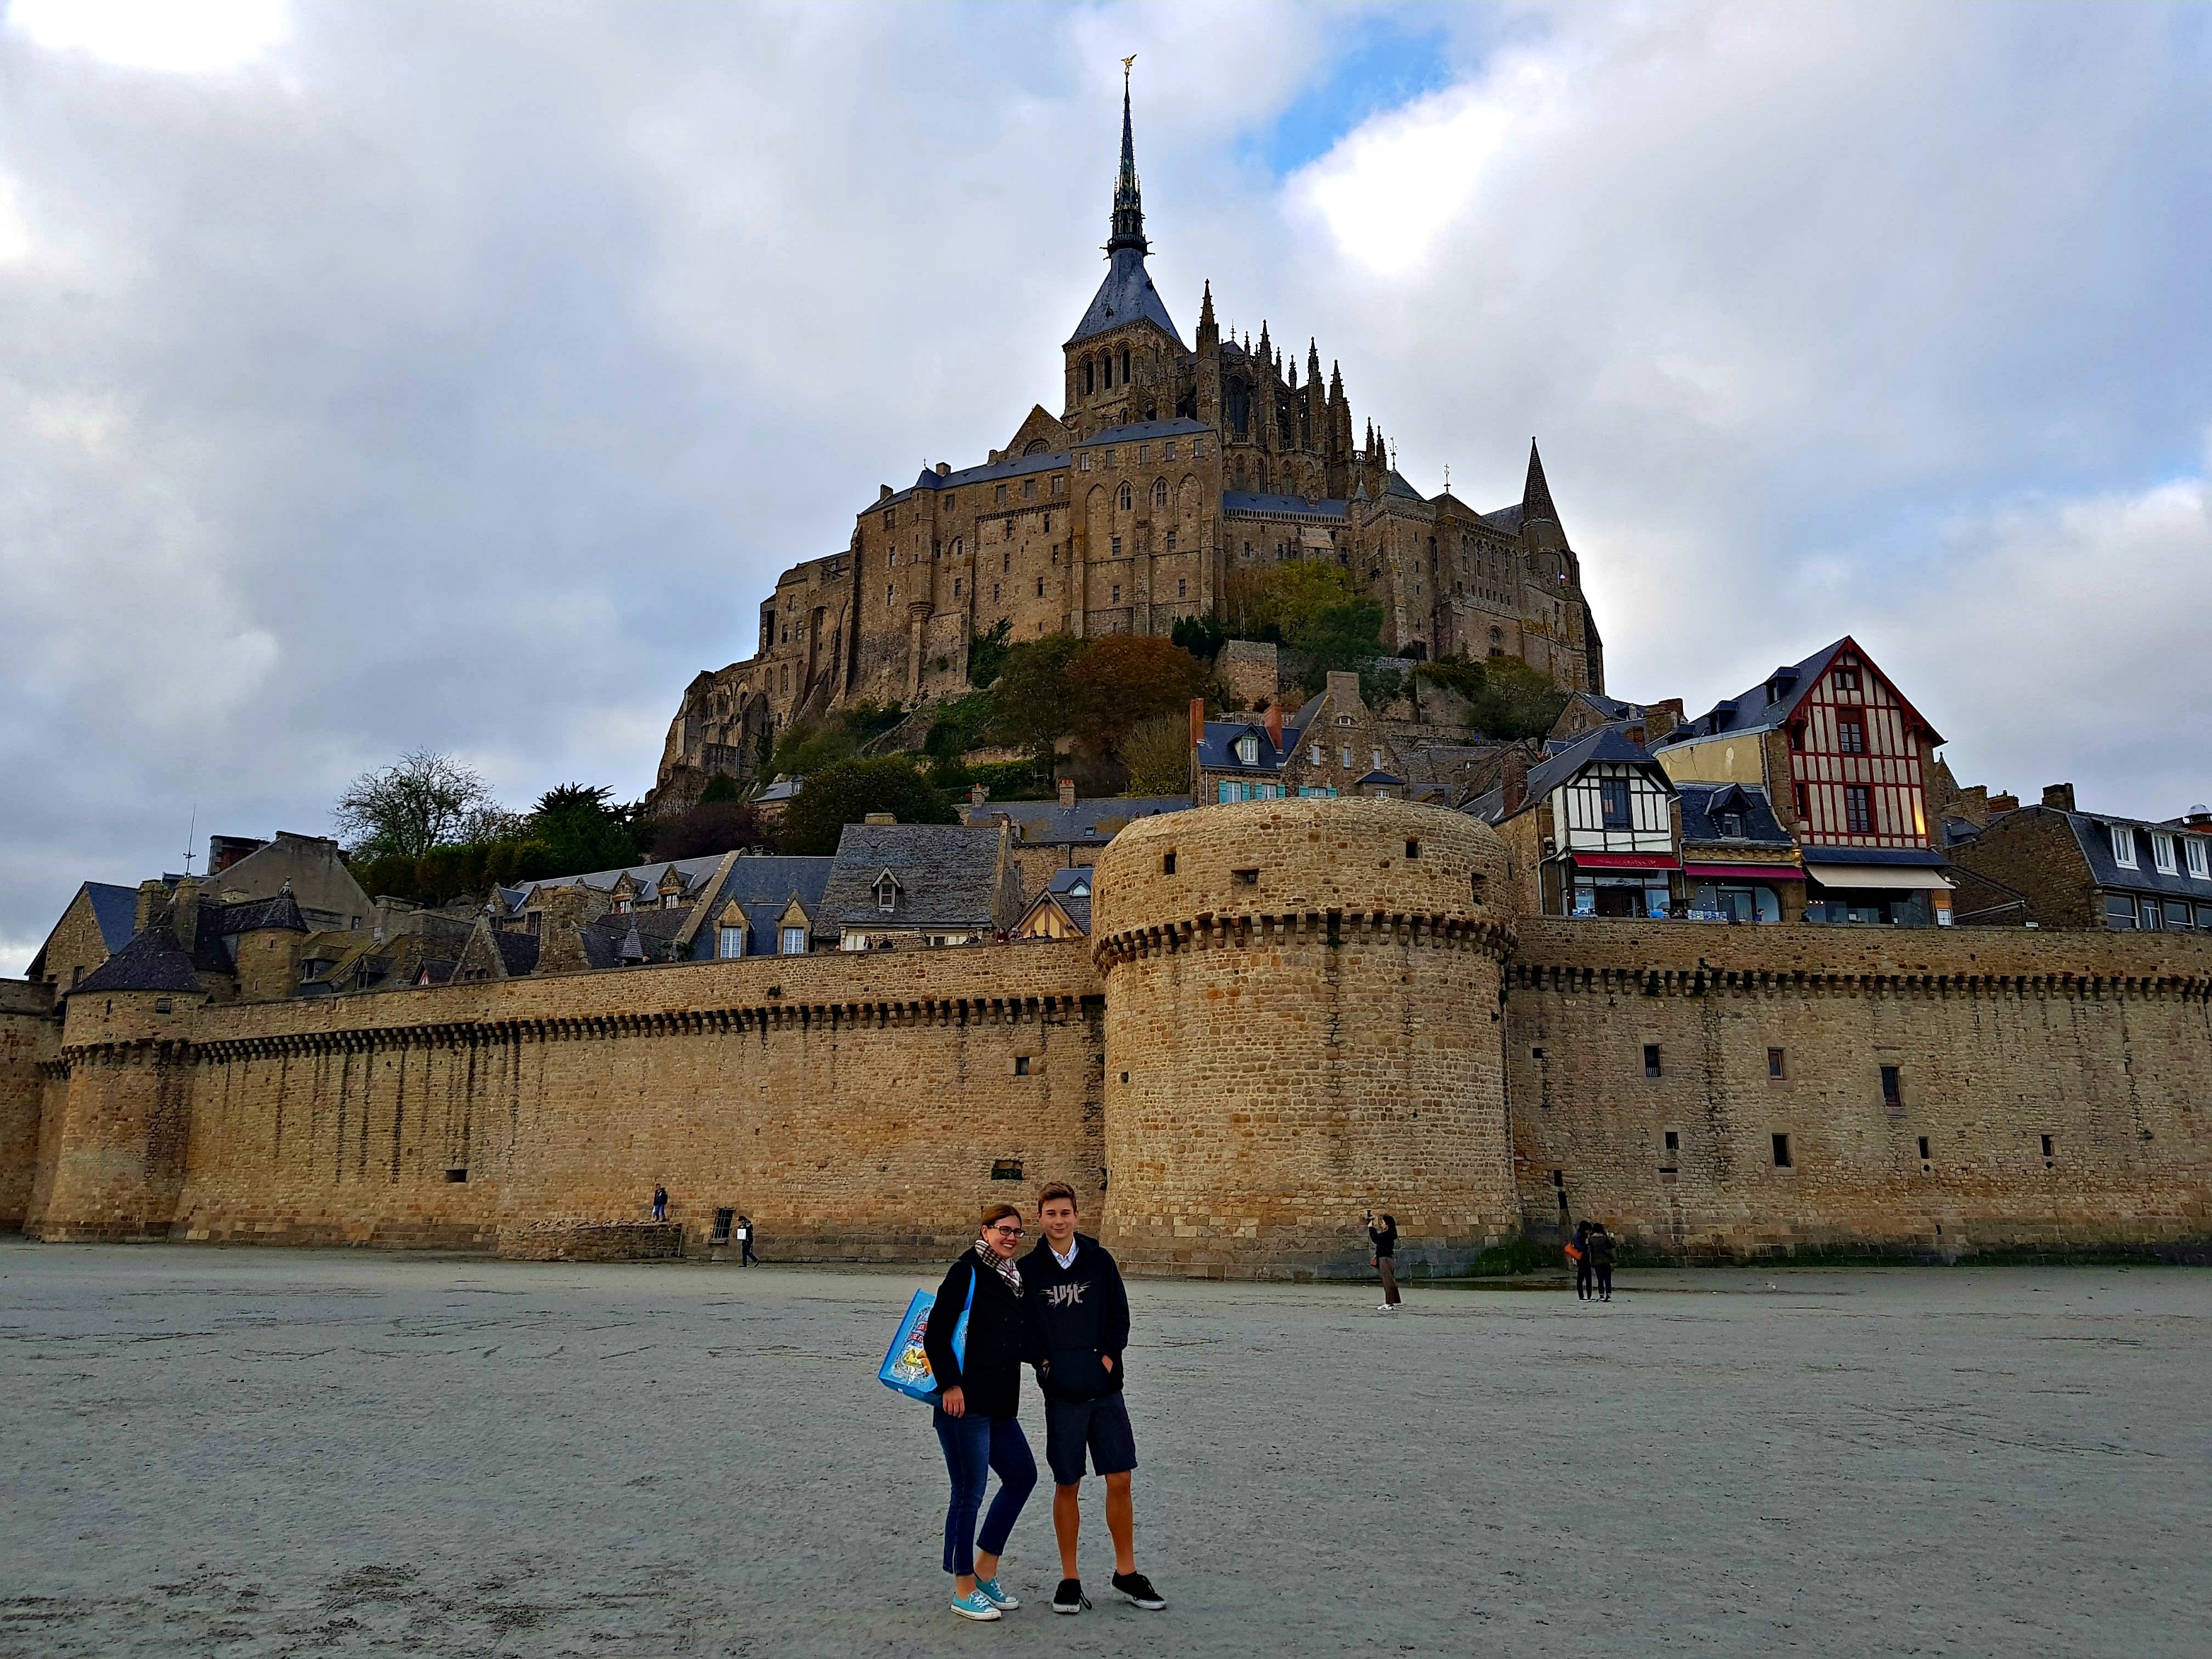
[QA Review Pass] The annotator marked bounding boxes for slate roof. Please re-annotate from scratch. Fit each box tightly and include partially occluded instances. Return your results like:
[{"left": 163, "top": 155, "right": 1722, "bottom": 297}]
[
  {"left": 1221, "top": 491, "right": 1349, "bottom": 520},
  {"left": 504, "top": 855, "right": 726, "bottom": 912},
  {"left": 1067, "top": 248, "right": 1182, "bottom": 348},
  {"left": 2054, "top": 809, "right": 2212, "bottom": 900},
  {"left": 1195, "top": 709, "right": 1321, "bottom": 775},
  {"left": 961, "top": 796, "right": 1190, "bottom": 846},
  {"left": 1465, "top": 728, "right": 1671, "bottom": 827},
  {"left": 1479, "top": 503, "right": 1525, "bottom": 533},
  {"left": 85, "top": 883, "right": 140, "bottom": 952},
  {"left": 494, "top": 931, "right": 541, "bottom": 976},
  {"left": 74, "top": 926, "right": 203, "bottom": 995},
  {"left": 1047, "top": 866, "right": 1095, "bottom": 896},
  {"left": 895, "top": 447, "right": 1069, "bottom": 507},
  {"left": 1658, "top": 637, "right": 1944, "bottom": 751},
  {"left": 1382, "top": 470, "right": 1428, "bottom": 503},
  {"left": 1088, "top": 417, "right": 1209, "bottom": 447},
  {"left": 815, "top": 824, "right": 1006, "bottom": 937},
  {"left": 692, "top": 854, "right": 832, "bottom": 957},
  {"left": 212, "top": 891, "right": 308, "bottom": 936},
  {"left": 1675, "top": 784, "right": 1796, "bottom": 851}
]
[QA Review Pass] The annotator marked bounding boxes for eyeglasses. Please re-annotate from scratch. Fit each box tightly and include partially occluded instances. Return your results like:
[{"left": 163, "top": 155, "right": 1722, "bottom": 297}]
[{"left": 987, "top": 1223, "right": 1024, "bottom": 1237}]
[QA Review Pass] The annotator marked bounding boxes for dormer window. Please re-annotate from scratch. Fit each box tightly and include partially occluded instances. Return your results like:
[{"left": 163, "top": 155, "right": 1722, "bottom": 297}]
[
  {"left": 1069, "top": 880, "right": 1090, "bottom": 896},
  {"left": 874, "top": 873, "right": 900, "bottom": 913},
  {"left": 2109, "top": 825, "right": 2137, "bottom": 868},
  {"left": 1718, "top": 813, "right": 1744, "bottom": 838},
  {"left": 2152, "top": 832, "right": 2177, "bottom": 874},
  {"left": 1235, "top": 733, "right": 1260, "bottom": 766}
]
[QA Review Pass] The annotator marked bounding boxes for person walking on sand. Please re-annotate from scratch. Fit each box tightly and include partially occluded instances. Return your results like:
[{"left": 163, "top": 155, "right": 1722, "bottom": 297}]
[
  {"left": 1589, "top": 1221, "right": 1615, "bottom": 1302},
  {"left": 1023, "top": 1183, "right": 1166, "bottom": 1616},
  {"left": 1571, "top": 1218, "right": 1593, "bottom": 1301},
  {"left": 736, "top": 1213, "right": 758, "bottom": 1267},
  {"left": 651, "top": 1184, "right": 668, "bottom": 1223},
  {"left": 1366, "top": 1209, "right": 1401, "bottom": 1310},
  {"left": 922, "top": 1202, "right": 1040, "bottom": 1622}
]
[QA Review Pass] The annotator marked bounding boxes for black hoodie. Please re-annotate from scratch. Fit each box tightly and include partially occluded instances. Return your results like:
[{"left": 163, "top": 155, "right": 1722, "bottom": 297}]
[
  {"left": 920, "top": 1250, "right": 1035, "bottom": 1419},
  {"left": 1020, "top": 1232, "right": 1130, "bottom": 1401}
]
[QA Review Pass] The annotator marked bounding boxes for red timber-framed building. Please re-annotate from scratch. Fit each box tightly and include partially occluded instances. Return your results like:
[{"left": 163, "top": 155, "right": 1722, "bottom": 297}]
[{"left": 1653, "top": 636, "right": 1954, "bottom": 925}]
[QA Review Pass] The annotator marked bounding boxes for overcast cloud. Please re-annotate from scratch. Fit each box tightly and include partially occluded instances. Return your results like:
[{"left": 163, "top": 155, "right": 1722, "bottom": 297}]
[{"left": 3, "top": 0, "right": 2208, "bottom": 972}]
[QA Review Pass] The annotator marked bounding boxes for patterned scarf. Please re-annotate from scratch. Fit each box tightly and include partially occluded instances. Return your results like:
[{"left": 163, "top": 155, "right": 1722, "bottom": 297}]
[{"left": 973, "top": 1239, "right": 1025, "bottom": 1298}]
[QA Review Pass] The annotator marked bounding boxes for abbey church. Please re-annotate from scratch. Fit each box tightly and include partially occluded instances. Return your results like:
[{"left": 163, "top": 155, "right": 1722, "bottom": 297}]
[{"left": 652, "top": 83, "right": 1602, "bottom": 810}]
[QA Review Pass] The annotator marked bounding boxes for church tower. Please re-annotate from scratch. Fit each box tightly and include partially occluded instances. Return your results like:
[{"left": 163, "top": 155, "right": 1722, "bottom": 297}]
[{"left": 1061, "top": 66, "right": 1188, "bottom": 440}]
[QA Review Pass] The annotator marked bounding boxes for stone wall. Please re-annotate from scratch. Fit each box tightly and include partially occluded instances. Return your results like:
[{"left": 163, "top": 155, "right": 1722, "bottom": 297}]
[
  {"left": 0, "top": 979, "right": 56, "bottom": 1226},
  {"left": 28, "top": 942, "right": 1105, "bottom": 1258},
  {"left": 1504, "top": 920, "right": 2212, "bottom": 1259}
]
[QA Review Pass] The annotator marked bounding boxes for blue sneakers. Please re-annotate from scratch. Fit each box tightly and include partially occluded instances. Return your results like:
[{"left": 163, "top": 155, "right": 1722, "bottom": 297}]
[
  {"left": 974, "top": 1576, "right": 1020, "bottom": 1611},
  {"left": 950, "top": 1587, "right": 1002, "bottom": 1622}
]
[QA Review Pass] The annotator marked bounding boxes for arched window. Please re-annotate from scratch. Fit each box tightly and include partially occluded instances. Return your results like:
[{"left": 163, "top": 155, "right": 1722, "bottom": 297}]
[
  {"left": 1083, "top": 360, "right": 1095, "bottom": 396},
  {"left": 1120, "top": 347, "right": 1131, "bottom": 384},
  {"left": 952, "top": 537, "right": 962, "bottom": 559},
  {"left": 1101, "top": 354, "right": 1112, "bottom": 390},
  {"left": 1225, "top": 378, "right": 1251, "bottom": 438},
  {"left": 1118, "top": 480, "right": 1133, "bottom": 511},
  {"left": 1151, "top": 477, "right": 1168, "bottom": 511}
]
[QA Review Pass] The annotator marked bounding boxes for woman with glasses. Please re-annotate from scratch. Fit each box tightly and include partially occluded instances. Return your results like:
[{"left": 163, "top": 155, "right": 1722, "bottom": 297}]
[{"left": 921, "top": 1201, "right": 1040, "bottom": 1621}]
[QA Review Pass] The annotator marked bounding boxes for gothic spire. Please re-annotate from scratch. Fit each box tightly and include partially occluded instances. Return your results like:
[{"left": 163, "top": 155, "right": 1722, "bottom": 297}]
[
  {"left": 1107, "top": 61, "right": 1147, "bottom": 254},
  {"left": 1523, "top": 437, "right": 1558, "bottom": 525},
  {"left": 1199, "top": 280, "right": 1215, "bottom": 330},
  {"left": 1307, "top": 339, "right": 1321, "bottom": 381}
]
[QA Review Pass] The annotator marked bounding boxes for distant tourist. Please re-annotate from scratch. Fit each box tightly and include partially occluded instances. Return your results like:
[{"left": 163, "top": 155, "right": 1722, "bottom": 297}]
[
  {"left": 651, "top": 1184, "right": 668, "bottom": 1223},
  {"left": 922, "top": 1202, "right": 1040, "bottom": 1622},
  {"left": 1588, "top": 1222, "right": 1615, "bottom": 1302},
  {"left": 1571, "top": 1219, "right": 1593, "bottom": 1301},
  {"left": 1366, "top": 1209, "right": 1401, "bottom": 1311},
  {"left": 1023, "top": 1182, "right": 1166, "bottom": 1615},
  {"left": 737, "top": 1213, "right": 758, "bottom": 1267}
]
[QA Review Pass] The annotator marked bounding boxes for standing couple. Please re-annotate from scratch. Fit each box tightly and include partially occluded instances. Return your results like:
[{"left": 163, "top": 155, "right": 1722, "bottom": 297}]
[{"left": 919, "top": 1183, "right": 1166, "bottom": 1622}]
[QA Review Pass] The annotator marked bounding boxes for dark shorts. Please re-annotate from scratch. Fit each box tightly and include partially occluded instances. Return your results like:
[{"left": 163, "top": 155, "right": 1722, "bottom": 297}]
[{"left": 1044, "top": 1392, "right": 1138, "bottom": 1486}]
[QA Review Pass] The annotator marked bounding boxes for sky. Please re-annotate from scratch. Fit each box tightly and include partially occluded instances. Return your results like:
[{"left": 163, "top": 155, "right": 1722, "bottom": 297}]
[{"left": 3, "top": 0, "right": 2209, "bottom": 973}]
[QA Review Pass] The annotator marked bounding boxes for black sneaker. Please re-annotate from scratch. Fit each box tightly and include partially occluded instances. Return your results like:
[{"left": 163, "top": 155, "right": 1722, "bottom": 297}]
[
  {"left": 1112, "top": 1571, "right": 1165, "bottom": 1610},
  {"left": 1052, "top": 1578, "right": 1089, "bottom": 1615}
]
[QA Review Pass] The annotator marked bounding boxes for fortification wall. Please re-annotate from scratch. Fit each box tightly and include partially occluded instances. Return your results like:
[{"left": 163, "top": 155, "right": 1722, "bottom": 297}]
[
  {"left": 1505, "top": 921, "right": 2212, "bottom": 1259},
  {"left": 35, "top": 943, "right": 1105, "bottom": 1257},
  {"left": 0, "top": 979, "right": 57, "bottom": 1227},
  {"left": 1093, "top": 798, "right": 1519, "bottom": 1278}
]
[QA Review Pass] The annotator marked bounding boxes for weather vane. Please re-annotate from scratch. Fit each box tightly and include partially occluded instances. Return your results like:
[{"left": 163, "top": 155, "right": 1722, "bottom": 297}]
[{"left": 1122, "top": 54, "right": 1136, "bottom": 81}]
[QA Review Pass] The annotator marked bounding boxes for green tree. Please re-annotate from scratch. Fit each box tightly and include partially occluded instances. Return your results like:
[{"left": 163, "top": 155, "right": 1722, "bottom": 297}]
[
  {"left": 1465, "top": 657, "right": 1573, "bottom": 740},
  {"left": 1289, "top": 598, "right": 1386, "bottom": 692},
  {"left": 776, "top": 757, "right": 955, "bottom": 856},
  {"left": 965, "top": 618, "right": 1014, "bottom": 689},
  {"left": 1064, "top": 634, "right": 1211, "bottom": 757},
  {"left": 332, "top": 749, "right": 499, "bottom": 859},
  {"left": 986, "top": 634, "right": 1090, "bottom": 769},
  {"left": 532, "top": 784, "right": 640, "bottom": 874}
]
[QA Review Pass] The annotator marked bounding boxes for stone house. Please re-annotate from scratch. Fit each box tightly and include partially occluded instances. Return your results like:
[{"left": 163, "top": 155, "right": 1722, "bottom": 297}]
[
  {"left": 959, "top": 781, "right": 1189, "bottom": 897},
  {"left": 25, "top": 883, "right": 139, "bottom": 994},
  {"left": 1945, "top": 787, "right": 2212, "bottom": 931},
  {"left": 814, "top": 822, "right": 1025, "bottom": 951},
  {"left": 1194, "top": 671, "right": 1407, "bottom": 803},
  {"left": 1467, "top": 727, "right": 1682, "bottom": 917},
  {"left": 1654, "top": 636, "right": 1953, "bottom": 926},
  {"left": 1547, "top": 692, "right": 1684, "bottom": 750},
  {"left": 1675, "top": 783, "right": 1804, "bottom": 922}
]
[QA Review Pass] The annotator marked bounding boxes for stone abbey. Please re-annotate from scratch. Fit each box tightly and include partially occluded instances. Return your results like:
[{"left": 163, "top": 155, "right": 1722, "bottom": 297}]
[{"left": 651, "top": 83, "right": 1601, "bottom": 812}]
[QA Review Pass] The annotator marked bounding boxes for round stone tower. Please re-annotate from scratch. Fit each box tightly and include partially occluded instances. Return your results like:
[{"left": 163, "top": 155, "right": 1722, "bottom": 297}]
[{"left": 1090, "top": 796, "right": 1518, "bottom": 1279}]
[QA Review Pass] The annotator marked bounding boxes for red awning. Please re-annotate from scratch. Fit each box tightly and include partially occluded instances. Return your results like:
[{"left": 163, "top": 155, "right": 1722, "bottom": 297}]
[
  {"left": 1683, "top": 862, "right": 1805, "bottom": 882},
  {"left": 1569, "top": 852, "right": 1680, "bottom": 871}
]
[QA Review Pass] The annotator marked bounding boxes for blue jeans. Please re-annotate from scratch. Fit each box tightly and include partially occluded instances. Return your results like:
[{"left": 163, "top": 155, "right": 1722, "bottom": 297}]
[{"left": 933, "top": 1409, "right": 1036, "bottom": 1578}]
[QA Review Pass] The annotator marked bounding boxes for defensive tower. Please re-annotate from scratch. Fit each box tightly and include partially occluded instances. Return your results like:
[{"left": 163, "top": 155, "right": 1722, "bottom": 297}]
[{"left": 1090, "top": 796, "right": 1520, "bottom": 1278}]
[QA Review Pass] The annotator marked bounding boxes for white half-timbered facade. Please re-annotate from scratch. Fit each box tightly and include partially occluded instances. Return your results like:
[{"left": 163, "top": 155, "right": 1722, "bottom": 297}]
[{"left": 1473, "top": 727, "right": 1682, "bottom": 919}]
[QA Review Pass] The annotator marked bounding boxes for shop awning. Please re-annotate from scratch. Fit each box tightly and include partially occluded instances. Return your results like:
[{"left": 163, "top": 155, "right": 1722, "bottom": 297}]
[
  {"left": 1683, "top": 863, "right": 1805, "bottom": 883},
  {"left": 1568, "top": 853, "right": 1679, "bottom": 871},
  {"left": 1805, "top": 864, "right": 1953, "bottom": 892}
]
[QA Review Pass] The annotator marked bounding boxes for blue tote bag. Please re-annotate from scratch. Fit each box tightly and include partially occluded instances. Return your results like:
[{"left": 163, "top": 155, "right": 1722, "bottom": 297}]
[{"left": 878, "top": 1268, "right": 975, "bottom": 1403}]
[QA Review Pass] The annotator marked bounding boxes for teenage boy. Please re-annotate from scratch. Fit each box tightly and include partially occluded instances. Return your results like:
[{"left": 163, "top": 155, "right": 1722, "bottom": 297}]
[{"left": 1022, "top": 1183, "right": 1165, "bottom": 1614}]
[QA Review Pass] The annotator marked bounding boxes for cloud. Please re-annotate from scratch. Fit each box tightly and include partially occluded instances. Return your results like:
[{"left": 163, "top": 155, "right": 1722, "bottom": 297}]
[{"left": 0, "top": 1, "right": 2208, "bottom": 973}]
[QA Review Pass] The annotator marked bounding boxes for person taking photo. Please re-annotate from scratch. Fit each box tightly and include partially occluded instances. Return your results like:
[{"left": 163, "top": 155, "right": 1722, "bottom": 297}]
[
  {"left": 921, "top": 1202, "right": 1040, "bottom": 1622},
  {"left": 1022, "top": 1182, "right": 1166, "bottom": 1614}
]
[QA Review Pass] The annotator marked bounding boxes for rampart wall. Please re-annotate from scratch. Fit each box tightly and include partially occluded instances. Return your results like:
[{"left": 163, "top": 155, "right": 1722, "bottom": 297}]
[
  {"left": 29, "top": 943, "right": 1105, "bottom": 1257},
  {"left": 1504, "top": 921, "right": 2212, "bottom": 1259},
  {"left": 8, "top": 801, "right": 2211, "bottom": 1269}
]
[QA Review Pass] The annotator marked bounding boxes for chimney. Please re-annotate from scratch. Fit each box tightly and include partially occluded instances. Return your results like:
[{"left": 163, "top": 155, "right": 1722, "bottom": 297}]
[
  {"left": 935, "top": 461, "right": 950, "bottom": 477},
  {"left": 970, "top": 784, "right": 989, "bottom": 807},
  {"left": 1189, "top": 696, "right": 1206, "bottom": 751},
  {"left": 134, "top": 878, "right": 170, "bottom": 934},
  {"left": 1989, "top": 793, "right": 2020, "bottom": 814},
  {"left": 170, "top": 875, "right": 202, "bottom": 956},
  {"left": 2187, "top": 803, "right": 2212, "bottom": 829},
  {"left": 878, "top": 484, "right": 893, "bottom": 501},
  {"left": 1264, "top": 704, "right": 1283, "bottom": 749},
  {"left": 1501, "top": 750, "right": 1530, "bottom": 817},
  {"left": 2041, "top": 783, "right": 2076, "bottom": 813},
  {"left": 208, "top": 834, "right": 268, "bottom": 876},
  {"left": 863, "top": 812, "right": 897, "bottom": 825},
  {"left": 1059, "top": 778, "right": 1077, "bottom": 810}
]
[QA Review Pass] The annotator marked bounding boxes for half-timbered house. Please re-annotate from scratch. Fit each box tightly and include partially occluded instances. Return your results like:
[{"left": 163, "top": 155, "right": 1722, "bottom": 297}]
[
  {"left": 1654, "top": 637, "right": 1952, "bottom": 924},
  {"left": 1468, "top": 726, "right": 1682, "bottom": 917}
]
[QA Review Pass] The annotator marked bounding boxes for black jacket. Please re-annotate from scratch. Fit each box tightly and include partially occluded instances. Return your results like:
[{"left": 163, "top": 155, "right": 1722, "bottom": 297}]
[
  {"left": 1588, "top": 1230, "right": 1614, "bottom": 1268},
  {"left": 1020, "top": 1233, "right": 1131, "bottom": 1401},
  {"left": 921, "top": 1251, "right": 1033, "bottom": 1419},
  {"left": 1368, "top": 1222, "right": 1397, "bottom": 1259}
]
